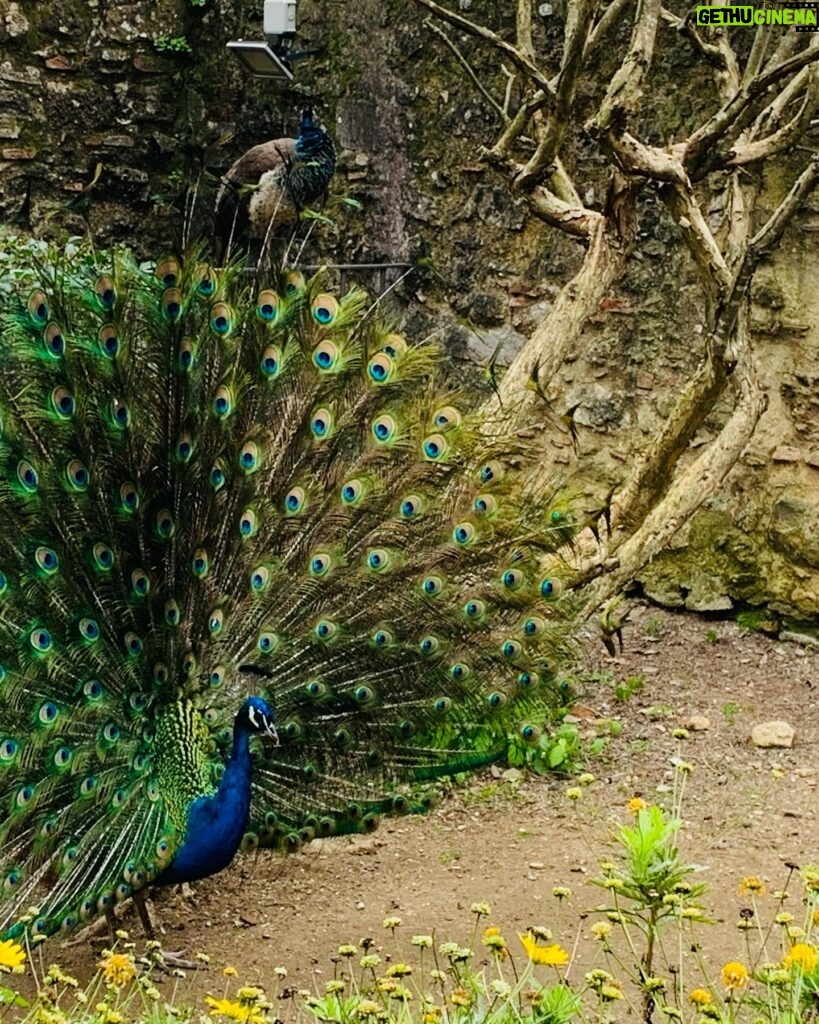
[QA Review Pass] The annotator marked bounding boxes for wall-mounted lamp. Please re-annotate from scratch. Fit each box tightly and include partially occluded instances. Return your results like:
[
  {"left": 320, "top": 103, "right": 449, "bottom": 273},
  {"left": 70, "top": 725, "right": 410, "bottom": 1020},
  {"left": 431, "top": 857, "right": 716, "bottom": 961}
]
[{"left": 227, "top": 0, "right": 297, "bottom": 79}]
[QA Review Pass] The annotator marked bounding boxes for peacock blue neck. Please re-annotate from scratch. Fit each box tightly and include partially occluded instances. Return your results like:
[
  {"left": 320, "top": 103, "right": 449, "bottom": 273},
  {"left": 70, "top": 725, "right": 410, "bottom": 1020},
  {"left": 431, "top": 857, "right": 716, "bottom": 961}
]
[{"left": 153, "top": 703, "right": 256, "bottom": 886}]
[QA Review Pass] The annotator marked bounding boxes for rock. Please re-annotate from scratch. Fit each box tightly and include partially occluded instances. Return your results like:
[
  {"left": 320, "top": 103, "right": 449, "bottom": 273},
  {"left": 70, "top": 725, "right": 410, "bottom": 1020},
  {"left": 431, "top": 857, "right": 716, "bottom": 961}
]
[
  {"left": 683, "top": 714, "right": 711, "bottom": 731},
  {"left": 772, "top": 446, "right": 802, "bottom": 463},
  {"left": 750, "top": 721, "right": 795, "bottom": 748},
  {"left": 807, "top": 451, "right": 819, "bottom": 470},
  {"left": 779, "top": 630, "right": 819, "bottom": 649}
]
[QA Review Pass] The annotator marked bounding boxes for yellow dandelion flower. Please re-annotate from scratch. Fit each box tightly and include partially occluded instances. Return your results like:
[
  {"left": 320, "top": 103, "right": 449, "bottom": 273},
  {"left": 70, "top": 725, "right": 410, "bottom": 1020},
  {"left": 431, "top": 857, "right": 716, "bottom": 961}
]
[
  {"left": 565, "top": 787, "right": 582, "bottom": 801},
  {"left": 518, "top": 933, "right": 569, "bottom": 966},
  {"left": 738, "top": 877, "right": 765, "bottom": 897},
  {"left": 450, "top": 988, "right": 471, "bottom": 1007},
  {"left": 627, "top": 797, "right": 646, "bottom": 814},
  {"left": 422, "top": 1009, "right": 442, "bottom": 1024},
  {"left": 0, "top": 939, "right": 26, "bottom": 972},
  {"left": 205, "top": 996, "right": 267, "bottom": 1024},
  {"left": 689, "top": 989, "right": 712, "bottom": 1006},
  {"left": 721, "top": 962, "right": 749, "bottom": 990},
  {"left": 783, "top": 943, "right": 818, "bottom": 972},
  {"left": 591, "top": 922, "right": 612, "bottom": 941},
  {"left": 98, "top": 952, "right": 136, "bottom": 989},
  {"left": 223, "top": 966, "right": 238, "bottom": 978}
]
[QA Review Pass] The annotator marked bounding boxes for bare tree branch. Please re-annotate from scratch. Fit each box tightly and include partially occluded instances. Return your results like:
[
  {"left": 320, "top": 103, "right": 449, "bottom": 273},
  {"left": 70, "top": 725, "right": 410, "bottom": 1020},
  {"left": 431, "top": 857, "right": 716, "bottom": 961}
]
[
  {"left": 517, "top": 0, "right": 535, "bottom": 61},
  {"left": 424, "top": 19, "right": 508, "bottom": 122},
  {"left": 726, "top": 69, "right": 819, "bottom": 167}
]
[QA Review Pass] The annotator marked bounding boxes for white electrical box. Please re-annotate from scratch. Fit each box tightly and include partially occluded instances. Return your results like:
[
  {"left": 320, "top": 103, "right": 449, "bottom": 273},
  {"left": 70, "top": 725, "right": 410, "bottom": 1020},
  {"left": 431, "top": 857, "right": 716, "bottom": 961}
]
[{"left": 263, "top": 0, "right": 297, "bottom": 35}]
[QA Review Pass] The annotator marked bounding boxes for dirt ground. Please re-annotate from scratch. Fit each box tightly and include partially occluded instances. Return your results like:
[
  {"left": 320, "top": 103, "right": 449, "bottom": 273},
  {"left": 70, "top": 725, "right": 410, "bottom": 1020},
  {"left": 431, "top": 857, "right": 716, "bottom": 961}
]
[{"left": 41, "top": 607, "right": 819, "bottom": 1007}]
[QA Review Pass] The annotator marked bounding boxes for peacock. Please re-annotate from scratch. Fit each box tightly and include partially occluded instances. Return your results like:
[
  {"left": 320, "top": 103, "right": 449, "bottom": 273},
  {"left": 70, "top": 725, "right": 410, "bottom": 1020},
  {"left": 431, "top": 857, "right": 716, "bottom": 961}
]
[
  {"left": 0, "top": 244, "right": 577, "bottom": 947},
  {"left": 213, "top": 108, "right": 336, "bottom": 265}
]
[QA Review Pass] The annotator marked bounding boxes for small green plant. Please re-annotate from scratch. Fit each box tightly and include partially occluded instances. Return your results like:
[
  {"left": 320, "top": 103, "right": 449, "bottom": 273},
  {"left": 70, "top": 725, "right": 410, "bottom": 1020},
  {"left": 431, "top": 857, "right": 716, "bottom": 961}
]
[
  {"left": 614, "top": 674, "right": 644, "bottom": 703},
  {"left": 705, "top": 627, "right": 721, "bottom": 644},
  {"left": 643, "top": 616, "right": 663, "bottom": 637},
  {"left": 153, "top": 34, "right": 192, "bottom": 53},
  {"left": 721, "top": 701, "right": 742, "bottom": 725}
]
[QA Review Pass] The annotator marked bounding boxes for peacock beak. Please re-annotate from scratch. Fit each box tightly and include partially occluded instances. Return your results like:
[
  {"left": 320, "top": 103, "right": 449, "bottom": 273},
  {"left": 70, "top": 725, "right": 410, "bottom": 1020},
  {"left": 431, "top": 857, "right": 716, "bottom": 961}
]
[{"left": 261, "top": 716, "right": 279, "bottom": 746}]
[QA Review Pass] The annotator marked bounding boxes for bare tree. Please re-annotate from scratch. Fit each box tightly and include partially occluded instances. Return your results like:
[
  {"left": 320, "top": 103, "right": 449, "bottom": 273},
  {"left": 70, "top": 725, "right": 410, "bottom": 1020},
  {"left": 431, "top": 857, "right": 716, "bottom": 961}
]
[{"left": 413, "top": 0, "right": 819, "bottom": 622}]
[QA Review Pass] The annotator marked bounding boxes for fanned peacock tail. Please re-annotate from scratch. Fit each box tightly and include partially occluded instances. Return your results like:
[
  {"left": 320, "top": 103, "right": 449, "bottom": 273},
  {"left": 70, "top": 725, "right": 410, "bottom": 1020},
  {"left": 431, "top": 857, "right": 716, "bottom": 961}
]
[{"left": 0, "top": 244, "right": 577, "bottom": 941}]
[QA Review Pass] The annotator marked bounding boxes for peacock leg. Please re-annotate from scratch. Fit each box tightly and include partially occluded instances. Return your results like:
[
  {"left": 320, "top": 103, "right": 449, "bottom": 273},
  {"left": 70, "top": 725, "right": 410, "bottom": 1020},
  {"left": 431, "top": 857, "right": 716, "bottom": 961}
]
[
  {"left": 132, "top": 888, "right": 155, "bottom": 939},
  {"left": 133, "top": 889, "right": 200, "bottom": 971}
]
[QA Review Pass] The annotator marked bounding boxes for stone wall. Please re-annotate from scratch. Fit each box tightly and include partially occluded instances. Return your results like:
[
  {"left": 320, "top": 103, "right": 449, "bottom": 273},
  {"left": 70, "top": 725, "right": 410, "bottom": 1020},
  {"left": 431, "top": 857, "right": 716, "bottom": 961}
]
[{"left": 1, "top": 0, "right": 817, "bottom": 625}]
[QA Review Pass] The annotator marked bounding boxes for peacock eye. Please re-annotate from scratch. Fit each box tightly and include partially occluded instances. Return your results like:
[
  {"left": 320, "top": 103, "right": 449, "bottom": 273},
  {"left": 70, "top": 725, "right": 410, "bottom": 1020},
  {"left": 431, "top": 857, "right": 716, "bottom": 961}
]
[
  {"left": 311, "top": 407, "right": 333, "bottom": 439},
  {"left": 474, "top": 493, "right": 497, "bottom": 516},
  {"left": 194, "top": 264, "right": 217, "bottom": 296},
  {"left": 452, "top": 522, "right": 476, "bottom": 546},
  {"left": 51, "top": 386, "right": 75, "bottom": 419},
  {"left": 341, "top": 479, "right": 363, "bottom": 506},
  {"left": 314, "top": 618, "right": 337, "bottom": 641},
  {"left": 131, "top": 569, "right": 150, "bottom": 597},
  {"left": 110, "top": 398, "right": 130, "bottom": 429},
  {"left": 179, "top": 338, "right": 195, "bottom": 371},
  {"left": 366, "top": 548, "right": 390, "bottom": 572},
  {"left": 30, "top": 628, "right": 53, "bottom": 653},
  {"left": 250, "top": 565, "right": 269, "bottom": 591},
  {"left": 399, "top": 494, "right": 423, "bottom": 519},
  {"left": 502, "top": 568, "right": 524, "bottom": 590},
  {"left": 27, "top": 289, "right": 49, "bottom": 325},
  {"left": 124, "top": 632, "right": 143, "bottom": 657},
  {"left": 239, "top": 508, "right": 257, "bottom": 537},
  {"left": 449, "top": 662, "right": 470, "bottom": 680},
  {"left": 238, "top": 441, "right": 260, "bottom": 473},
  {"left": 433, "top": 405, "right": 461, "bottom": 430},
  {"left": 420, "top": 575, "right": 443, "bottom": 597},
  {"left": 98, "top": 324, "right": 119, "bottom": 358},
  {"left": 155, "top": 509, "right": 175, "bottom": 538},
  {"left": 380, "top": 333, "right": 406, "bottom": 358},
  {"left": 95, "top": 275, "right": 117, "bottom": 309},
  {"left": 309, "top": 552, "right": 332, "bottom": 577},
  {"left": 161, "top": 287, "right": 183, "bottom": 321},
  {"left": 212, "top": 385, "right": 233, "bottom": 419},
  {"left": 66, "top": 459, "right": 90, "bottom": 491},
  {"left": 313, "top": 341, "right": 340, "bottom": 371},
  {"left": 285, "top": 487, "right": 306, "bottom": 514},
  {"left": 174, "top": 433, "right": 194, "bottom": 463},
  {"left": 44, "top": 322, "right": 65, "bottom": 358},
  {"left": 256, "top": 289, "right": 279, "bottom": 322},
  {"left": 261, "top": 345, "right": 281, "bottom": 377},
  {"left": 17, "top": 460, "right": 38, "bottom": 492},
  {"left": 257, "top": 630, "right": 279, "bottom": 653},
  {"left": 367, "top": 353, "right": 394, "bottom": 384},
  {"left": 311, "top": 293, "right": 339, "bottom": 324},
  {"left": 210, "top": 302, "right": 232, "bottom": 335},
  {"left": 422, "top": 433, "right": 448, "bottom": 461},
  {"left": 119, "top": 482, "right": 139, "bottom": 512},
  {"left": 164, "top": 600, "right": 181, "bottom": 627},
  {"left": 419, "top": 634, "right": 439, "bottom": 655},
  {"left": 79, "top": 618, "right": 100, "bottom": 641},
  {"left": 371, "top": 414, "right": 397, "bottom": 443},
  {"left": 501, "top": 639, "right": 522, "bottom": 660},
  {"left": 209, "top": 463, "right": 226, "bottom": 490},
  {"left": 35, "top": 546, "right": 59, "bottom": 575},
  {"left": 192, "top": 548, "right": 209, "bottom": 577},
  {"left": 208, "top": 608, "right": 225, "bottom": 635},
  {"left": 156, "top": 258, "right": 180, "bottom": 287}
]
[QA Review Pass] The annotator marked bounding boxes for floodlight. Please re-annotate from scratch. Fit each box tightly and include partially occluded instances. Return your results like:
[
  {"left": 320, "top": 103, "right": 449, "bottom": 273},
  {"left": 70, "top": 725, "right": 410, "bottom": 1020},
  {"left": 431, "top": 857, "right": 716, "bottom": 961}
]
[{"left": 228, "top": 0, "right": 297, "bottom": 79}]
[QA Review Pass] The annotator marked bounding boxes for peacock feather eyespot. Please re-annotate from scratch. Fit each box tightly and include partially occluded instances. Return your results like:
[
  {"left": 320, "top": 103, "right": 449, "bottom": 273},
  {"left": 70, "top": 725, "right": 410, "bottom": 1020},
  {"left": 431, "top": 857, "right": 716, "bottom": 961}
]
[
  {"left": 17, "top": 460, "right": 38, "bottom": 493},
  {"left": 98, "top": 324, "right": 119, "bottom": 358},
  {"left": 480, "top": 460, "right": 505, "bottom": 485},
  {"left": 194, "top": 264, "right": 217, "bottom": 297},
  {"left": 434, "top": 696, "right": 452, "bottom": 714},
  {"left": 209, "top": 665, "right": 225, "bottom": 687},
  {"left": 65, "top": 459, "right": 90, "bottom": 492},
  {"left": 161, "top": 287, "right": 183, "bottom": 322},
  {"left": 100, "top": 721, "right": 120, "bottom": 745},
  {"left": 44, "top": 322, "right": 65, "bottom": 358},
  {"left": 371, "top": 414, "right": 397, "bottom": 444},
  {"left": 250, "top": 565, "right": 270, "bottom": 592},
  {"left": 152, "top": 662, "right": 168, "bottom": 685},
  {"left": 502, "top": 639, "right": 522, "bottom": 660},
  {"left": 178, "top": 338, "right": 196, "bottom": 372},
  {"left": 109, "top": 398, "right": 130, "bottom": 430},
  {"left": 30, "top": 628, "right": 53, "bottom": 654},
  {"left": 522, "top": 616, "right": 545, "bottom": 636},
  {"left": 37, "top": 700, "right": 59, "bottom": 724},
  {"left": 367, "top": 353, "right": 394, "bottom": 384},
  {"left": 174, "top": 432, "right": 194, "bottom": 463},
  {"left": 473, "top": 493, "right": 498, "bottom": 516},
  {"left": 256, "top": 289, "right": 279, "bottom": 322},
  {"left": 156, "top": 258, "right": 180, "bottom": 288},
  {"left": 129, "top": 691, "right": 147, "bottom": 711},
  {"left": 27, "top": 289, "right": 49, "bottom": 325},
  {"left": 313, "top": 340, "right": 341, "bottom": 372},
  {"left": 83, "top": 679, "right": 103, "bottom": 701},
  {"left": 285, "top": 270, "right": 305, "bottom": 296},
  {"left": 212, "top": 385, "right": 233, "bottom": 419},
  {"left": 92, "top": 542, "right": 114, "bottom": 571},
  {"left": 78, "top": 618, "right": 100, "bottom": 642},
  {"left": 309, "top": 551, "right": 332, "bottom": 577},
  {"left": 311, "top": 293, "right": 339, "bottom": 324},
  {"left": 422, "top": 433, "right": 448, "bottom": 461},
  {"left": 257, "top": 630, "right": 279, "bottom": 653},
  {"left": 146, "top": 779, "right": 161, "bottom": 802},
  {"left": 164, "top": 600, "right": 181, "bottom": 627},
  {"left": 502, "top": 568, "right": 524, "bottom": 590},
  {"left": 238, "top": 441, "right": 261, "bottom": 473},
  {"left": 333, "top": 726, "right": 352, "bottom": 749},
  {"left": 520, "top": 723, "right": 542, "bottom": 744},
  {"left": 306, "top": 679, "right": 327, "bottom": 698},
  {"left": 210, "top": 302, "right": 233, "bottom": 336},
  {"left": 353, "top": 684, "right": 374, "bottom": 705},
  {"left": 35, "top": 546, "right": 59, "bottom": 576},
  {"left": 540, "top": 578, "right": 560, "bottom": 598},
  {"left": 155, "top": 838, "right": 172, "bottom": 860},
  {"left": 452, "top": 522, "right": 476, "bottom": 546},
  {"left": 53, "top": 745, "right": 72, "bottom": 769},
  {"left": 79, "top": 773, "right": 98, "bottom": 797},
  {"left": 285, "top": 486, "right": 306, "bottom": 514},
  {"left": 420, "top": 574, "right": 443, "bottom": 597},
  {"left": 119, "top": 481, "right": 139, "bottom": 513},
  {"left": 371, "top": 628, "right": 394, "bottom": 647},
  {"left": 155, "top": 509, "right": 175, "bottom": 539},
  {"left": 366, "top": 548, "right": 390, "bottom": 572},
  {"left": 181, "top": 651, "right": 197, "bottom": 675},
  {"left": 130, "top": 568, "right": 150, "bottom": 597},
  {"left": 51, "top": 386, "right": 75, "bottom": 420},
  {"left": 419, "top": 634, "right": 440, "bottom": 655},
  {"left": 124, "top": 632, "right": 143, "bottom": 657},
  {"left": 310, "top": 407, "right": 333, "bottom": 440},
  {"left": 314, "top": 618, "right": 337, "bottom": 641},
  {"left": 191, "top": 548, "right": 209, "bottom": 578},
  {"left": 433, "top": 405, "right": 462, "bottom": 430},
  {"left": 111, "top": 788, "right": 127, "bottom": 809},
  {"left": 399, "top": 493, "right": 423, "bottom": 519},
  {"left": 261, "top": 344, "right": 281, "bottom": 378},
  {"left": 0, "top": 738, "right": 19, "bottom": 764},
  {"left": 380, "top": 333, "right": 407, "bottom": 358},
  {"left": 518, "top": 670, "right": 539, "bottom": 689},
  {"left": 0, "top": 572, "right": 7, "bottom": 595},
  {"left": 487, "top": 691, "right": 507, "bottom": 709},
  {"left": 239, "top": 507, "right": 257, "bottom": 538},
  {"left": 550, "top": 509, "right": 563, "bottom": 522},
  {"left": 209, "top": 462, "right": 227, "bottom": 491},
  {"left": 463, "top": 598, "right": 486, "bottom": 620},
  {"left": 208, "top": 608, "right": 225, "bottom": 635},
  {"left": 94, "top": 275, "right": 117, "bottom": 310}
]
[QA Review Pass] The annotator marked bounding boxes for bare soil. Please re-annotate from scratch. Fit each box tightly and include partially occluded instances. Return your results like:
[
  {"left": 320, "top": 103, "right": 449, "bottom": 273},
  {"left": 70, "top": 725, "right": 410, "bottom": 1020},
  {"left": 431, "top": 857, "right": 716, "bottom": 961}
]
[{"left": 47, "top": 608, "right": 819, "bottom": 1005}]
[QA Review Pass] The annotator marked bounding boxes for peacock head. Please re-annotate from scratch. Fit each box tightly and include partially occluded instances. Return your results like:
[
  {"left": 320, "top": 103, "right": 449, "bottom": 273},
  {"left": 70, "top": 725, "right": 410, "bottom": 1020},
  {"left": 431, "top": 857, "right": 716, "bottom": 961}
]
[
  {"left": 295, "top": 108, "right": 333, "bottom": 160},
  {"left": 237, "top": 696, "right": 278, "bottom": 744}
]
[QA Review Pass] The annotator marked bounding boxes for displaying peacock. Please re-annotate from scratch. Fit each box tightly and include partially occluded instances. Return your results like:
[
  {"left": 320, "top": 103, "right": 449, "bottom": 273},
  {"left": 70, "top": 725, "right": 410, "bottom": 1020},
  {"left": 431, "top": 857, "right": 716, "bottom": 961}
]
[
  {"left": 0, "top": 245, "right": 576, "bottom": 946},
  {"left": 213, "top": 108, "right": 336, "bottom": 264}
]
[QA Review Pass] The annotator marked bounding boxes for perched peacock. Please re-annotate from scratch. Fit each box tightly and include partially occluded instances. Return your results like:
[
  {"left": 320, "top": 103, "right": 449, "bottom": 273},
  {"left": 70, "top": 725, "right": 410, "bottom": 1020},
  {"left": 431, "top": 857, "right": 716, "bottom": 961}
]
[
  {"left": 0, "top": 245, "right": 576, "bottom": 945},
  {"left": 213, "top": 108, "right": 336, "bottom": 264}
]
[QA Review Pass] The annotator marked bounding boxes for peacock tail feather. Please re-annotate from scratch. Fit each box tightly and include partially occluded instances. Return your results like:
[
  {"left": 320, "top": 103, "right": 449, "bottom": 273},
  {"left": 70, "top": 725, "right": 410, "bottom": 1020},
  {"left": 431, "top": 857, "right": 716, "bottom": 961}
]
[{"left": 0, "top": 244, "right": 577, "bottom": 940}]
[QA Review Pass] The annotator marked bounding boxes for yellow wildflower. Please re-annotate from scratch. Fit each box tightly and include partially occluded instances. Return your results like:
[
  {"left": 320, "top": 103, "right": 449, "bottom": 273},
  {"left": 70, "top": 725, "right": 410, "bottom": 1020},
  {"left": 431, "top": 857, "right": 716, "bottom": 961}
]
[
  {"left": 591, "top": 922, "right": 612, "bottom": 941},
  {"left": 449, "top": 988, "right": 471, "bottom": 1007},
  {"left": 721, "top": 962, "right": 749, "bottom": 990},
  {"left": 482, "top": 926, "right": 507, "bottom": 956},
  {"left": 422, "top": 1009, "right": 442, "bottom": 1024},
  {"left": 627, "top": 797, "right": 646, "bottom": 814},
  {"left": 738, "top": 876, "right": 765, "bottom": 897},
  {"left": 783, "top": 943, "right": 818, "bottom": 972},
  {"left": 354, "top": 1000, "right": 383, "bottom": 1018},
  {"left": 689, "top": 989, "right": 712, "bottom": 1006},
  {"left": 411, "top": 935, "right": 433, "bottom": 948},
  {"left": 518, "top": 933, "right": 569, "bottom": 966},
  {"left": 600, "top": 982, "right": 623, "bottom": 1001},
  {"left": 205, "top": 996, "right": 267, "bottom": 1024},
  {"left": 325, "top": 981, "right": 346, "bottom": 994},
  {"left": 98, "top": 952, "right": 136, "bottom": 989},
  {"left": 812, "top": 908, "right": 819, "bottom": 928},
  {"left": 565, "top": 787, "right": 582, "bottom": 801},
  {"left": 95, "top": 1004, "right": 124, "bottom": 1024},
  {"left": 223, "top": 966, "right": 238, "bottom": 978},
  {"left": 386, "top": 963, "right": 412, "bottom": 977},
  {"left": 382, "top": 916, "right": 401, "bottom": 930},
  {"left": 0, "top": 939, "right": 26, "bottom": 972}
]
